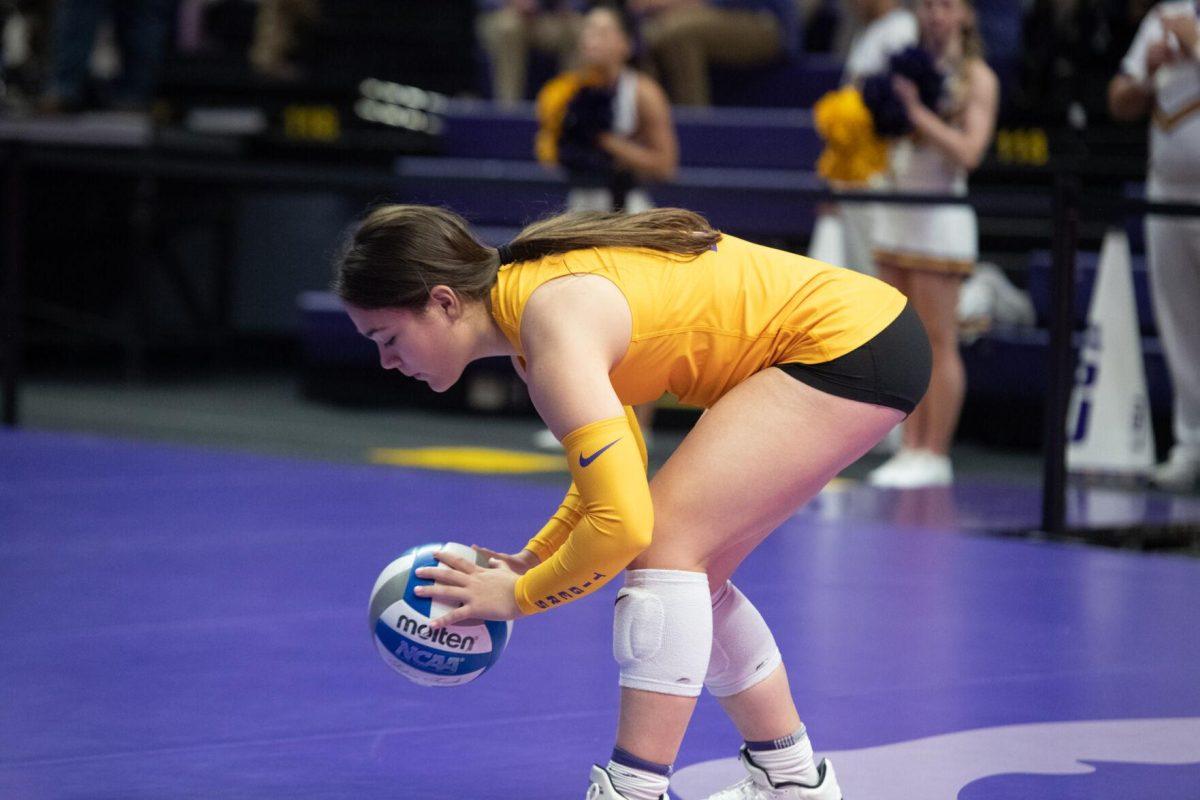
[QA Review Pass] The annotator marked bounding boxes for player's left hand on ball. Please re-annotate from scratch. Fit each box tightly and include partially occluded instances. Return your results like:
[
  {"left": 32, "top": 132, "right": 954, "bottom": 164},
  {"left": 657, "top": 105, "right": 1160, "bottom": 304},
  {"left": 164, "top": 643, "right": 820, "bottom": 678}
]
[{"left": 414, "top": 550, "right": 523, "bottom": 628}]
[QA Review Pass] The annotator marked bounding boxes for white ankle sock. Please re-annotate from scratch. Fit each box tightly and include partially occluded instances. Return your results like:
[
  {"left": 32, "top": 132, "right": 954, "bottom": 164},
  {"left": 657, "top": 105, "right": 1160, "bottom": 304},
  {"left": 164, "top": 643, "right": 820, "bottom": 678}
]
[
  {"left": 606, "top": 756, "right": 670, "bottom": 800},
  {"left": 745, "top": 726, "right": 818, "bottom": 785}
]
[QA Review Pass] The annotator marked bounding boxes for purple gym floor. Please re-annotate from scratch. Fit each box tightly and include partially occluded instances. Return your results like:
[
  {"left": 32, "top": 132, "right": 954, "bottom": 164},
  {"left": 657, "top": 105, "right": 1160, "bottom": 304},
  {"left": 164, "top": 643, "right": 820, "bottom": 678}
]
[{"left": 2, "top": 429, "right": 1199, "bottom": 799}]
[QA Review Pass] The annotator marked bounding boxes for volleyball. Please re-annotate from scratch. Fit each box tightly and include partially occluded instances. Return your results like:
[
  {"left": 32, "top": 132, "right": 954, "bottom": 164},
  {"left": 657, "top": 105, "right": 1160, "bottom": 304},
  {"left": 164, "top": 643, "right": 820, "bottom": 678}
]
[{"left": 368, "top": 541, "right": 513, "bottom": 687}]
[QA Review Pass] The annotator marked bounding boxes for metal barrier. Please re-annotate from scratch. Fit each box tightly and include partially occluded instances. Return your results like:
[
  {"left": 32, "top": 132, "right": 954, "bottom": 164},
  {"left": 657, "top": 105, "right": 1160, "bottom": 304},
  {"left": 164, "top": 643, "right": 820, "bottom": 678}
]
[
  {"left": 1041, "top": 185, "right": 1200, "bottom": 541},
  {"left": 2, "top": 142, "right": 23, "bottom": 428}
]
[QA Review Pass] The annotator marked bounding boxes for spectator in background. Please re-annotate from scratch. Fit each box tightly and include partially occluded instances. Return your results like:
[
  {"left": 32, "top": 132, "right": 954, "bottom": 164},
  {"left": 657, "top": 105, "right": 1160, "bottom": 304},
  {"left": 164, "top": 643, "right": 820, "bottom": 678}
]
[
  {"left": 249, "top": 0, "right": 318, "bottom": 81},
  {"left": 40, "top": 0, "right": 176, "bottom": 112},
  {"left": 1, "top": 1, "right": 61, "bottom": 110},
  {"left": 867, "top": 0, "right": 998, "bottom": 488},
  {"left": 1109, "top": 2, "right": 1200, "bottom": 492},
  {"left": 538, "top": 3, "right": 679, "bottom": 212},
  {"left": 634, "top": 0, "right": 798, "bottom": 106},
  {"left": 532, "top": 2, "right": 678, "bottom": 450},
  {"left": 1019, "top": 0, "right": 1151, "bottom": 127},
  {"left": 477, "top": 0, "right": 584, "bottom": 107}
]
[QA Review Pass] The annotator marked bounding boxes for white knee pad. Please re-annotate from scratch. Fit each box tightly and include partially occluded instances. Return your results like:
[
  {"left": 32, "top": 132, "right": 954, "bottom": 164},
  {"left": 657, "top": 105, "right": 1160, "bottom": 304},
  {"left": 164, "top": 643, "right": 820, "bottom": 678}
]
[
  {"left": 612, "top": 569, "right": 712, "bottom": 698},
  {"left": 704, "top": 581, "right": 782, "bottom": 697}
]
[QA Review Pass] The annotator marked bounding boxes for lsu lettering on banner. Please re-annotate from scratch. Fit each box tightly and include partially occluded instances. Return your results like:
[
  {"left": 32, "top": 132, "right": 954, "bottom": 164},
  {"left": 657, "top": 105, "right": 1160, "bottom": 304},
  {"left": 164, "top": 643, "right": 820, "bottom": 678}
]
[{"left": 1067, "top": 229, "right": 1154, "bottom": 476}]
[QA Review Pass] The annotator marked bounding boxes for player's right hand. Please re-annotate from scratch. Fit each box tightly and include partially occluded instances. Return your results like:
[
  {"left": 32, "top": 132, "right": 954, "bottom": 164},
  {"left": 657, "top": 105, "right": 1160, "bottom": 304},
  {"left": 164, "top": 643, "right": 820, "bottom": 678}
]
[{"left": 472, "top": 545, "right": 539, "bottom": 575}]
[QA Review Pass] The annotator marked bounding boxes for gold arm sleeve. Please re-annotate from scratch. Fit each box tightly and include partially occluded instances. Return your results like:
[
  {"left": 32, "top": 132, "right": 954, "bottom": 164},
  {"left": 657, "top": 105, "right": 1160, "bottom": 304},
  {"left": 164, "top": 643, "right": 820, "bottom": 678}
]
[
  {"left": 524, "top": 483, "right": 583, "bottom": 564},
  {"left": 514, "top": 414, "right": 653, "bottom": 615},
  {"left": 522, "top": 406, "right": 648, "bottom": 564}
]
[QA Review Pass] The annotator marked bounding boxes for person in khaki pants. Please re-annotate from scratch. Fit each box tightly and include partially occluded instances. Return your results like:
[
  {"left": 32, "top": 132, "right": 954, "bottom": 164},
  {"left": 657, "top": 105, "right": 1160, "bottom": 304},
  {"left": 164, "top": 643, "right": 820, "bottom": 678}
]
[
  {"left": 477, "top": 0, "right": 584, "bottom": 106},
  {"left": 633, "top": 0, "right": 797, "bottom": 106},
  {"left": 1109, "top": 2, "right": 1200, "bottom": 492}
]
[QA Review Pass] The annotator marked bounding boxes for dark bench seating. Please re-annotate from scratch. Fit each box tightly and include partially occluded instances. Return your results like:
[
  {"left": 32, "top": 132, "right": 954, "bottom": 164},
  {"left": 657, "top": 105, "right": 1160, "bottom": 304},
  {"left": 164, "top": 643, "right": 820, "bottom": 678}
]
[
  {"left": 708, "top": 54, "right": 844, "bottom": 109},
  {"left": 495, "top": 51, "right": 844, "bottom": 111},
  {"left": 1025, "top": 249, "right": 1156, "bottom": 334},
  {"left": 962, "top": 247, "right": 1169, "bottom": 445},
  {"left": 393, "top": 154, "right": 822, "bottom": 239},
  {"left": 439, "top": 100, "right": 822, "bottom": 169}
]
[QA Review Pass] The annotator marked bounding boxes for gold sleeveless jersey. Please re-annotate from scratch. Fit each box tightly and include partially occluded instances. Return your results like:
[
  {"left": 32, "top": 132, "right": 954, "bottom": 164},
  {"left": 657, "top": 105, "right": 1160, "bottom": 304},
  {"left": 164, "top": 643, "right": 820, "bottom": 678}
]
[{"left": 489, "top": 234, "right": 907, "bottom": 409}]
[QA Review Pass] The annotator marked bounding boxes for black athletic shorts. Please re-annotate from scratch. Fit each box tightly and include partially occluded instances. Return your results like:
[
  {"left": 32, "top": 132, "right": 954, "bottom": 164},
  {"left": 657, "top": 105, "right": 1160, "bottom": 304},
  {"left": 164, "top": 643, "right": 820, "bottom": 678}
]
[{"left": 775, "top": 303, "right": 931, "bottom": 415}]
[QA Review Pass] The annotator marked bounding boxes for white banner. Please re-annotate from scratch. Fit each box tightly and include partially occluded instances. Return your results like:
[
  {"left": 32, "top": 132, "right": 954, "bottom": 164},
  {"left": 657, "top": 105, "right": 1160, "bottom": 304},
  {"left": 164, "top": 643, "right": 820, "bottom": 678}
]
[{"left": 1067, "top": 229, "right": 1154, "bottom": 475}]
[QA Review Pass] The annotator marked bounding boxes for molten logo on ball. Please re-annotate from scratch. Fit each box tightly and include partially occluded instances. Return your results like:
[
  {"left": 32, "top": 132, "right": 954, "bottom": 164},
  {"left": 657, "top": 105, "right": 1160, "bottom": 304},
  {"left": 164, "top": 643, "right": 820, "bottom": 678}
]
[{"left": 396, "top": 613, "right": 478, "bottom": 651}]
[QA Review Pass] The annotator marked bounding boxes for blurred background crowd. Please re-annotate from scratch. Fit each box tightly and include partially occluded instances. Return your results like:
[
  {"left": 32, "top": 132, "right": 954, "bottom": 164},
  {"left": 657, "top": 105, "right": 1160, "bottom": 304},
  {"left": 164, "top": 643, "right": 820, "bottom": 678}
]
[
  {"left": 2, "top": 0, "right": 1198, "bottom": 495},
  {"left": 0, "top": 1, "right": 1151, "bottom": 121}
]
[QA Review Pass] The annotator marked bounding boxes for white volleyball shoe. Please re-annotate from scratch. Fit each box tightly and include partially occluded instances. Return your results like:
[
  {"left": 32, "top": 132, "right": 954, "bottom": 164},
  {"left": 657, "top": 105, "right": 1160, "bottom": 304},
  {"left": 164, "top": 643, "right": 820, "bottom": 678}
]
[
  {"left": 703, "top": 747, "right": 842, "bottom": 800},
  {"left": 585, "top": 765, "right": 670, "bottom": 800}
]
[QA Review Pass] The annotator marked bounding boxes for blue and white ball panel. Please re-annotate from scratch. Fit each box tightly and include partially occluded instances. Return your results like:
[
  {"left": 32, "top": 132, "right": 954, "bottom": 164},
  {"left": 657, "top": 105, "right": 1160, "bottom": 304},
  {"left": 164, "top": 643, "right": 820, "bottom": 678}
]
[{"left": 369, "top": 541, "right": 512, "bottom": 687}]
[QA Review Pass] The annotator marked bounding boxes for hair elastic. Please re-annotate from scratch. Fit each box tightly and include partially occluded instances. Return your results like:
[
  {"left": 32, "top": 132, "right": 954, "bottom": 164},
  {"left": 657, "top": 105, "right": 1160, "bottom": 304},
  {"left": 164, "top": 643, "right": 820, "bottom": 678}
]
[{"left": 497, "top": 244, "right": 515, "bottom": 265}]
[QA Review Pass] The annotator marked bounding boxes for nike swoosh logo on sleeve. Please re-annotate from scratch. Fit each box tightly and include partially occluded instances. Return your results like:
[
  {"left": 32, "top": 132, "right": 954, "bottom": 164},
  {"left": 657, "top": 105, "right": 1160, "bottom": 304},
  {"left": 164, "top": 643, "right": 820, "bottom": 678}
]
[{"left": 579, "top": 438, "right": 622, "bottom": 468}]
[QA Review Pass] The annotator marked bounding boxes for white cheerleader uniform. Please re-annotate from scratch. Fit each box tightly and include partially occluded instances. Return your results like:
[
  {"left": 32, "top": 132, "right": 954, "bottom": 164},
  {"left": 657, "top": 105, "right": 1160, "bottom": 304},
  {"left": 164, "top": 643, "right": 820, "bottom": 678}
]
[{"left": 872, "top": 65, "right": 978, "bottom": 277}]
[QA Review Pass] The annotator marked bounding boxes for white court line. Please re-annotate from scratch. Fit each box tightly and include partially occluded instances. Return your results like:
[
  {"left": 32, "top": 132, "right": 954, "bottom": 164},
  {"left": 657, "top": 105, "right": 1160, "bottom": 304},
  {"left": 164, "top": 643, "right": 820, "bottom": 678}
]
[{"left": 0, "top": 709, "right": 609, "bottom": 770}]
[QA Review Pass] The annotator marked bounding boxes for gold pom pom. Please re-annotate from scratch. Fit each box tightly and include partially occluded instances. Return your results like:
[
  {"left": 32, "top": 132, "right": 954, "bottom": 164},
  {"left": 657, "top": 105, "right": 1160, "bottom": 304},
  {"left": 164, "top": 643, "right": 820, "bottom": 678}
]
[{"left": 813, "top": 87, "right": 888, "bottom": 184}]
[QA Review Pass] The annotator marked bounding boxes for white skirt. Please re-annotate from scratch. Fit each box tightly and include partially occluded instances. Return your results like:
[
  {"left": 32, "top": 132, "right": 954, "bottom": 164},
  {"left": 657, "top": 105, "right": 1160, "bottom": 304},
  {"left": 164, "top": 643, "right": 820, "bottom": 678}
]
[
  {"left": 872, "top": 139, "right": 977, "bottom": 276},
  {"left": 873, "top": 201, "right": 977, "bottom": 275}
]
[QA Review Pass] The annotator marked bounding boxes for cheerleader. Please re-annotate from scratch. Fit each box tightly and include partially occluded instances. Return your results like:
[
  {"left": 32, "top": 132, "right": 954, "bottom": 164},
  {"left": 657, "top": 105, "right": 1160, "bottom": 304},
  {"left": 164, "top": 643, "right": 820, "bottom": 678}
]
[{"left": 868, "top": 0, "right": 998, "bottom": 488}]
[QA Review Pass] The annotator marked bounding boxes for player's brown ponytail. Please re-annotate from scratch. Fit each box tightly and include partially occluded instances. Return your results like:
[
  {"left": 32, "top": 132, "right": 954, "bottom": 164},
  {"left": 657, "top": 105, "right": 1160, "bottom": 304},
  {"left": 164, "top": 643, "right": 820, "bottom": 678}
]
[
  {"left": 503, "top": 208, "right": 720, "bottom": 265},
  {"left": 334, "top": 205, "right": 720, "bottom": 310}
]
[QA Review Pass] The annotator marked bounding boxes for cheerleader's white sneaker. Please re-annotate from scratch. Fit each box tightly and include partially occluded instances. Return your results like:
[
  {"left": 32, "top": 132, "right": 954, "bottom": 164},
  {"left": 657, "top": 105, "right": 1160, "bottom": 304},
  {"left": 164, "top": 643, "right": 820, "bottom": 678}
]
[
  {"left": 866, "top": 448, "right": 920, "bottom": 487},
  {"left": 869, "top": 449, "right": 952, "bottom": 489}
]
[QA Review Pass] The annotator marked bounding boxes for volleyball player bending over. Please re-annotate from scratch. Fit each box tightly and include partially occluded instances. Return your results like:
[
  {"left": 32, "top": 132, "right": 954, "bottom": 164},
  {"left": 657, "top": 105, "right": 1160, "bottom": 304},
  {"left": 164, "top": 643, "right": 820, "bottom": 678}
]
[{"left": 335, "top": 206, "right": 930, "bottom": 800}]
